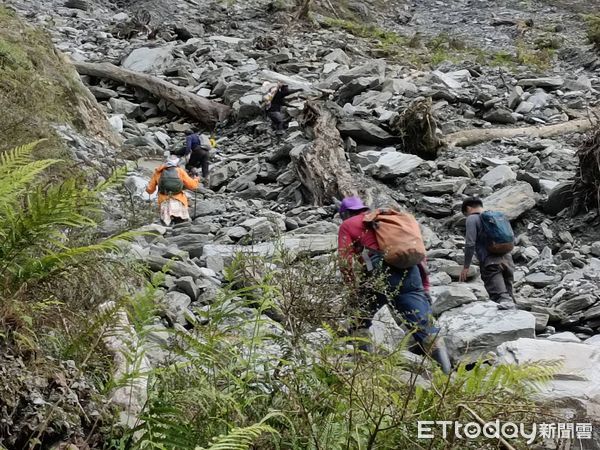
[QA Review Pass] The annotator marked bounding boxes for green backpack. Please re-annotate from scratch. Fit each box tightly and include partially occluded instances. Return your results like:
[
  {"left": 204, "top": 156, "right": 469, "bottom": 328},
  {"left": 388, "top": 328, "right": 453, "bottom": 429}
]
[{"left": 158, "top": 167, "right": 184, "bottom": 194}]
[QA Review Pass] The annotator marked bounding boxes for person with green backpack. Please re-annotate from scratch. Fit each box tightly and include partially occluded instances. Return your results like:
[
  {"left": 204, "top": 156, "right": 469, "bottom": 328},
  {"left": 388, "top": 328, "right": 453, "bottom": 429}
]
[
  {"left": 146, "top": 155, "right": 199, "bottom": 226},
  {"left": 460, "top": 197, "right": 516, "bottom": 310}
]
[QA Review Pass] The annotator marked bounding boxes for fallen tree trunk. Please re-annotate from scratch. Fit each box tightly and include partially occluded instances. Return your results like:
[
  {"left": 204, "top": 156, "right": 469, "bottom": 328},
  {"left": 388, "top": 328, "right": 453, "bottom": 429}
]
[
  {"left": 293, "top": 101, "right": 356, "bottom": 205},
  {"left": 445, "top": 116, "right": 596, "bottom": 148},
  {"left": 73, "top": 61, "right": 231, "bottom": 127}
]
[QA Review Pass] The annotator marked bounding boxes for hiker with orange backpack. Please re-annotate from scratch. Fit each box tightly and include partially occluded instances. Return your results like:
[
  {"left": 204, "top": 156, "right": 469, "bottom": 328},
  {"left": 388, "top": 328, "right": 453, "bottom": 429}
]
[
  {"left": 146, "top": 155, "right": 199, "bottom": 226},
  {"left": 460, "top": 197, "right": 516, "bottom": 310},
  {"left": 337, "top": 196, "right": 451, "bottom": 374}
]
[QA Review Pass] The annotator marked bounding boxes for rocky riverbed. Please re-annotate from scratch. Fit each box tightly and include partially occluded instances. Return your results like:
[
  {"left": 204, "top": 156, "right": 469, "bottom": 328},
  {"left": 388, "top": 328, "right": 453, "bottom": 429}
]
[{"left": 6, "top": 0, "right": 600, "bottom": 430}]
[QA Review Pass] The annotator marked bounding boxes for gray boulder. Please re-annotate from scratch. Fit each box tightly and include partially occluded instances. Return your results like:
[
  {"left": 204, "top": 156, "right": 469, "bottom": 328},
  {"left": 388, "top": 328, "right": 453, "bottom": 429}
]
[
  {"left": 202, "top": 234, "right": 338, "bottom": 272},
  {"left": 324, "top": 48, "right": 351, "bottom": 65},
  {"left": 483, "top": 107, "right": 517, "bottom": 124},
  {"left": 497, "top": 338, "right": 600, "bottom": 420},
  {"left": 337, "top": 120, "right": 399, "bottom": 145},
  {"left": 109, "top": 98, "right": 141, "bottom": 118},
  {"left": 438, "top": 301, "right": 536, "bottom": 362},
  {"left": 483, "top": 182, "right": 536, "bottom": 220},
  {"left": 370, "top": 305, "right": 406, "bottom": 352},
  {"left": 430, "top": 284, "right": 478, "bottom": 316},
  {"left": 517, "top": 77, "right": 564, "bottom": 89},
  {"left": 524, "top": 272, "right": 557, "bottom": 288},
  {"left": 336, "top": 77, "right": 380, "bottom": 103},
  {"left": 555, "top": 295, "right": 597, "bottom": 316},
  {"left": 174, "top": 276, "right": 200, "bottom": 301},
  {"left": 337, "top": 59, "right": 386, "bottom": 83},
  {"left": 145, "top": 255, "right": 203, "bottom": 279},
  {"left": 122, "top": 46, "right": 174, "bottom": 73},
  {"left": 161, "top": 291, "right": 192, "bottom": 326},
  {"left": 365, "top": 152, "right": 423, "bottom": 179},
  {"left": 481, "top": 165, "right": 516, "bottom": 188}
]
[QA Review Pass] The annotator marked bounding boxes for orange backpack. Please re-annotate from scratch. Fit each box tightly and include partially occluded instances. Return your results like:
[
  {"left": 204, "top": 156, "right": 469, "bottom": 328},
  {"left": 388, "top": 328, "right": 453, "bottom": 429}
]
[{"left": 363, "top": 208, "right": 426, "bottom": 269}]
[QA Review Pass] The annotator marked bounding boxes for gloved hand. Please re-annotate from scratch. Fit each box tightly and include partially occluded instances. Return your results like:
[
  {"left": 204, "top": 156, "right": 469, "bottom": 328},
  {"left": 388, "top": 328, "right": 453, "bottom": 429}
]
[{"left": 209, "top": 137, "right": 217, "bottom": 148}]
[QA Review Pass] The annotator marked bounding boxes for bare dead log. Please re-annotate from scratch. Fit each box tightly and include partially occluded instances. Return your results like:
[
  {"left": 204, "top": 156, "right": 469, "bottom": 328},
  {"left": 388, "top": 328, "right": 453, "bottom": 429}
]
[
  {"left": 444, "top": 116, "right": 596, "bottom": 148},
  {"left": 292, "top": 101, "right": 356, "bottom": 205},
  {"left": 73, "top": 61, "right": 231, "bottom": 128}
]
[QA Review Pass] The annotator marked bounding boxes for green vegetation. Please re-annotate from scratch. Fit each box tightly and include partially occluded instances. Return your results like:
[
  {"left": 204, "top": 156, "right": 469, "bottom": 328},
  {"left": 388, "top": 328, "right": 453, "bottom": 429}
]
[
  {"left": 0, "top": 6, "right": 89, "bottom": 150},
  {"left": 322, "top": 16, "right": 562, "bottom": 70},
  {"left": 0, "top": 141, "right": 140, "bottom": 448},
  {"left": 585, "top": 14, "right": 600, "bottom": 48},
  {"left": 104, "top": 251, "right": 558, "bottom": 449}
]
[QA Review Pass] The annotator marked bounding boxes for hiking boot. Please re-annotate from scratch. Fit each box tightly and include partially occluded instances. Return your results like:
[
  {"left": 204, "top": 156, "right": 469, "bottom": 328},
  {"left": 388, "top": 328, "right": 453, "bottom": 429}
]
[
  {"left": 497, "top": 300, "right": 516, "bottom": 310},
  {"left": 350, "top": 327, "right": 372, "bottom": 353},
  {"left": 431, "top": 339, "right": 452, "bottom": 375},
  {"left": 421, "top": 336, "right": 452, "bottom": 375}
]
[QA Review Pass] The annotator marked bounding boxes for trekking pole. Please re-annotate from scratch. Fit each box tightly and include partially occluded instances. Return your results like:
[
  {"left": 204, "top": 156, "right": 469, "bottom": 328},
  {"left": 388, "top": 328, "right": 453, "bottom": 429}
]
[{"left": 193, "top": 187, "right": 198, "bottom": 219}]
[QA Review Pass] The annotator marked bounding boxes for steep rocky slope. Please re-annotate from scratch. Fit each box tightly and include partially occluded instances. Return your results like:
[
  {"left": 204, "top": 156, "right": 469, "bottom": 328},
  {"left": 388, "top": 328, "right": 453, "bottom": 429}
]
[{"left": 4, "top": 0, "right": 600, "bottom": 445}]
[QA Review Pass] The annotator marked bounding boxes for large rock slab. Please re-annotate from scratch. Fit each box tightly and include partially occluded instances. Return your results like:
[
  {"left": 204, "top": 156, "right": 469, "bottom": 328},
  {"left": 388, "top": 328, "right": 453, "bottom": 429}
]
[
  {"left": 483, "top": 182, "right": 537, "bottom": 220},
  {"left": 438, "top": 301, "right": 536, "bottom": 362},
  {"left": 122, "top": 46, "right": 174, "bottom": 73},
  {"left": 337, "top": 120, "right": 399, "bottom": 145},
  {"left": 145, "top": 255, "right": 203, "bottom": 279},
  {"left": 497, "top": 338, "right": 600, "bottom": 420},
  {"left": 517, "top": 77, "right": 564, "bottom": 88},
  {"left": 364, "top": 152, "right": 424, "bottom": 179},
  {"left": 336, "top": 77, "right": 380, "bottom": 103},
  {"left": 430, "top": 284, "right": 478, "bottom": 316},
  {"left": 201, "top": 234, "right": 337, "bottom": 272},
  {"left": 337, "top": 59, "right": 386, "bottom": 83},
  {"left": 481, "top": 165, "right": 516, "bottom": 188}
]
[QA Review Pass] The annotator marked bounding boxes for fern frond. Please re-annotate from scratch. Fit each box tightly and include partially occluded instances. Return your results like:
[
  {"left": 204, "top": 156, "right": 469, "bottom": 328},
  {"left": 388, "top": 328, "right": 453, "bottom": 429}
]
[
  {"left": 198, "top": 422, "right": 278, "bottom": 450},
  {"left": 0, "top": 159, "right": 59, "bottom": 209},
  {"left": 14, "top": 231, "right": 138, "bottom": 281},
  {"left": 0, "top": 139, "right": 45, "bottom": 176},
  {"left": 94, "top": 165, "right": 128, "bottom": 192}
]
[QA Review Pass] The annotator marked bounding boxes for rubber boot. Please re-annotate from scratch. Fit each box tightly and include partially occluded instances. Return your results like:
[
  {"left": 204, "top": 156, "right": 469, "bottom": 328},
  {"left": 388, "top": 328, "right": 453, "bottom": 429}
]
[
  {"left": 350, "top": 327, "right": 372, "bottom": 353},
  {"left": 431, "top": 338, "right": 452, "bottom": 375}
]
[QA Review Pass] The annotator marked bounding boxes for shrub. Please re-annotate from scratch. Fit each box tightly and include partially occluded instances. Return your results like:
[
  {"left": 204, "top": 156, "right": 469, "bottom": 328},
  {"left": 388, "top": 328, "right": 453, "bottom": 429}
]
[
  {"left": 110, "top": 251, "right": 559, "bottom": 450},
  {"left": 585, "top": 14, "right": 600, "bottom": 48},
  {"left": 0, "top": 141, "right": 141, "bottom": 448}
]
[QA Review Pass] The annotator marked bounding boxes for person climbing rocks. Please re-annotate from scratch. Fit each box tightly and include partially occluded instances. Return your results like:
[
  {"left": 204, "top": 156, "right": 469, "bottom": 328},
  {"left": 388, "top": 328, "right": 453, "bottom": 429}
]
[
  {"left": 146, "top": 155, "right": 199, "bottom": 226},
  {"left": 337, "top": 196, "right": 451, "bottom": 374},
  {"left": 171, "top": 130, "right": 213, "bottom": 184},
  {"left": 263, "top": 82, "right": 292, "bottom": 135},
  {"left": 460, "top": 197, "right": 516, "bottom": 310}
]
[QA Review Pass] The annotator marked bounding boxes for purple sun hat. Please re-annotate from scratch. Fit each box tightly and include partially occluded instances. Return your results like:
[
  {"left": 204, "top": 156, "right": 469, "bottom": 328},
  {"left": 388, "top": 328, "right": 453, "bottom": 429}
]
[{"left": 339, "top": 196, "right": 369, "bottom": 214}]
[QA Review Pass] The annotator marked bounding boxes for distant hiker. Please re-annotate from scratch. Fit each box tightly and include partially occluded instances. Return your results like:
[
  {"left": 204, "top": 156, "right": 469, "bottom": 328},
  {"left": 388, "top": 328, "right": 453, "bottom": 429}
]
[
  {"left": 263, "top": 82, "right": 291, "bottom": 135},
  {"left": 146, "top": 155, "right": 199, "bottom": 226},
  {"left": 337, "top": 196, "right": 451, "bottom": 374},
  {"left": 172, "top": 130, "right": 213, "bottom": 183},
  {"left": 460, "top": 197, "right": 516, "bottom": 310}
]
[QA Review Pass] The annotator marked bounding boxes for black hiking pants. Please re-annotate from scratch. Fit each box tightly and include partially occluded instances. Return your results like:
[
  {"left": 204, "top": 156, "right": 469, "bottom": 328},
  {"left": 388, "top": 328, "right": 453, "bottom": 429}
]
[
  {"left": 187, "top": 146, "right": 210, "bottom": 178},
  {"left": 480, "top": 254, "right": 514, "bottom": 304},
  {"left": 171, "top": 146, "right": 210, "bottom": 179},
  {"left": 267, "top": 110, "right": 286, "bottom": 131}
]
